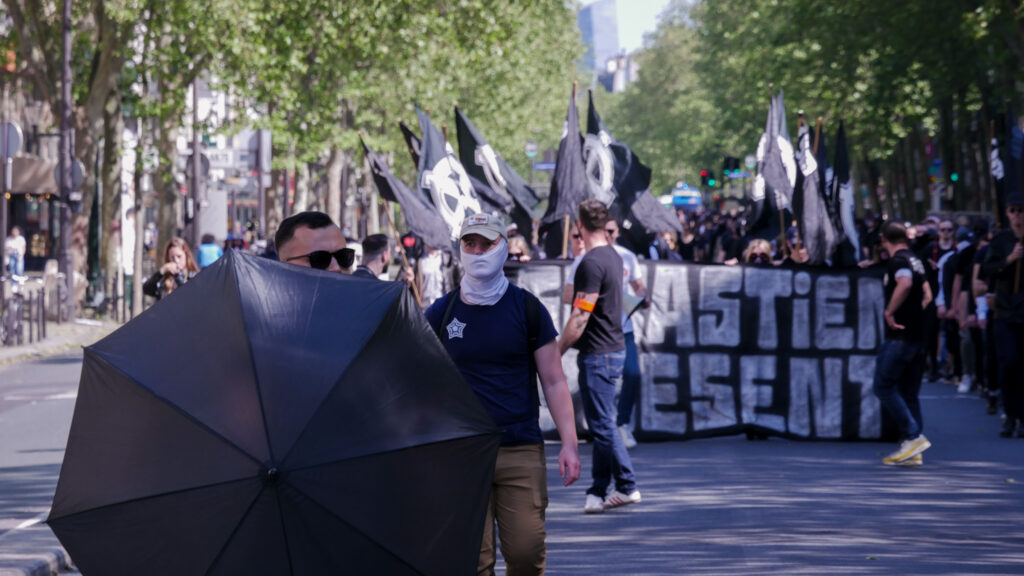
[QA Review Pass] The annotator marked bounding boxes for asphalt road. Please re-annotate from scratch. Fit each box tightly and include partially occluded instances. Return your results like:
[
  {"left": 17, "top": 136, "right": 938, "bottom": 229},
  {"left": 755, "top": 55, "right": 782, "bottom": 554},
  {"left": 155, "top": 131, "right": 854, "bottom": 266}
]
[{"left": 0, "top": 352, "right": 1021, "bottom": 575}]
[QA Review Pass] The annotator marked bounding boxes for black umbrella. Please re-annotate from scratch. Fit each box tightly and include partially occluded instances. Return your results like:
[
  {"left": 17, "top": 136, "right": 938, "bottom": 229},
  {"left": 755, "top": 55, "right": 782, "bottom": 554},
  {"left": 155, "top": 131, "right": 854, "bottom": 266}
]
[{"left": 47, "top": 250, "right": 500, "bottom": 576}]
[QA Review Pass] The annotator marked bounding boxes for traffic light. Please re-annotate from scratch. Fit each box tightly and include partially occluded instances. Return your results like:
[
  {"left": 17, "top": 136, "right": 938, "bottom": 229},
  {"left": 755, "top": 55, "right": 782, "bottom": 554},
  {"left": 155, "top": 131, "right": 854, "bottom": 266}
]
[
  {"left": 950, "top": 172, "right": 959, "bottom": 183},
  {"left": 700, "top": 170, "right": 709, "bottom": 187},
  {"left": 401, "top": 232, "right": 422, "bottom": 260}
]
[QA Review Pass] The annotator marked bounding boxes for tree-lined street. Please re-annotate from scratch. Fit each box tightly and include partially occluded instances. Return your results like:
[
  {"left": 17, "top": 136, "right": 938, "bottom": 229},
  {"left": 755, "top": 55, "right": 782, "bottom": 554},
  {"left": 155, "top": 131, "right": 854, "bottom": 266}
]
[{"left": 1, "top": 349, "right": 1021, "bottom": 575}]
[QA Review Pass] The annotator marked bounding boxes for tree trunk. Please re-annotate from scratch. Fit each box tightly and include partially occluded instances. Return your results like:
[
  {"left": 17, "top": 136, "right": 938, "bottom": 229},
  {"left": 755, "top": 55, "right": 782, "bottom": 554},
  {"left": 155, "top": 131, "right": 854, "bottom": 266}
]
[
  {"left": 132, "top": 119, "right": 149, "bottom": 318},
  {"left": 267, "top": 166, "right": 282, "bottom": 240},
  {"left": 156, "top": 114, "right": 181, "bottom": 257},
  {"left": 294, "top": 161, "right": 310, "bottom": 213},
  {"left": 939, "top": 97, "right": 957, "bottom": 212},
  {"left": 326, "top": 147, "right": 343, "bottom": 225},
  {"left": 101, "top": 83, "right": 123, "bottom": 300}
]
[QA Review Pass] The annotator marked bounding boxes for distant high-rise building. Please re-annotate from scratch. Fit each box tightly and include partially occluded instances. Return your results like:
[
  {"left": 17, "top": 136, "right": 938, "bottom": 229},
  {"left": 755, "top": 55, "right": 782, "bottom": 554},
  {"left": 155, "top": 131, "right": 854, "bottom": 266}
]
[{"left": 578, "top": 0, "right": 619, "bottom": 76}]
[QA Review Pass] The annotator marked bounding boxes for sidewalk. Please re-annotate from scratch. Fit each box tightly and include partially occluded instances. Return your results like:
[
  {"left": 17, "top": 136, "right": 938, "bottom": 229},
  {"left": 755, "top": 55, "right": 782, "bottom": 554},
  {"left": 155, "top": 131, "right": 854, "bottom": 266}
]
[{"left": 0, "top": 319, "right": 119, "bottom": 369}]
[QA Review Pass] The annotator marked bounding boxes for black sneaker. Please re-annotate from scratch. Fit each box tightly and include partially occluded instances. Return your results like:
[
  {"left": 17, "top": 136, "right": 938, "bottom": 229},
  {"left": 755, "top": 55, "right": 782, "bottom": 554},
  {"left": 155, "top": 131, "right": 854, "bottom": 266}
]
[
  {"left": 999, "top": 419, "right": 1016, "bottom": 438},
  {"left": 986, "top": 395, "right": 999, "bottom": 415}
]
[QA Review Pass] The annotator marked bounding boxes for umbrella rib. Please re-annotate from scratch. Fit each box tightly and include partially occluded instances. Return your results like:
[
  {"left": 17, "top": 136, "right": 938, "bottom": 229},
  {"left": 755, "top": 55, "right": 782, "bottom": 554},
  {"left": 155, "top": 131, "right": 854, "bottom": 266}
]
[
  {"left": 47, "top": 476, "right": 261, "bottom": 522},
  {"left": 202, "top": 484, "right": 277, "bottom": 576},
  {"left": 286, "top": 482, "right": 428, "bottom": 576},
  {"left": 275, "top": 286, "right": 403, "bottom": 467},
  {"left": 233, "top": 270, "right": 282, "bottom": 465},
  {"left": 89, "top": 350, "right": 265, "bottom": 468},
  {"left": 283, "top": 432, "right": 498, "bottom": 476}
]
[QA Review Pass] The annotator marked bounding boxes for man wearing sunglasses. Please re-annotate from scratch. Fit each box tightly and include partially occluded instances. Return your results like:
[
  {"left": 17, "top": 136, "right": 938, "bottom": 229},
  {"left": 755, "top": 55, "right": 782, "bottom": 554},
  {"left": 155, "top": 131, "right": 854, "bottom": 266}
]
[{"left": 275, "top": 211, "right": 355, "bottom": 273}]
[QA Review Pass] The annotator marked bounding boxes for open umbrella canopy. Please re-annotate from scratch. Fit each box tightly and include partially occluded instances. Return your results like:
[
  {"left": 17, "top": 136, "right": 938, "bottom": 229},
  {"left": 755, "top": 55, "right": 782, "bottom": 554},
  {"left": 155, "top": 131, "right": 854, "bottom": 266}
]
[{"left": 47, "top": 250, "right": 500, "bottom": 576}]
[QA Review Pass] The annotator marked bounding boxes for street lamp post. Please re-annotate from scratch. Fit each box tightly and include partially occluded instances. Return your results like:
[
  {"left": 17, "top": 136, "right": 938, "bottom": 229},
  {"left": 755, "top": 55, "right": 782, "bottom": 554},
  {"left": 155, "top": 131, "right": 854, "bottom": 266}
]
[{"left": 58, "top": 0, "right": 74, "bottom": 322}]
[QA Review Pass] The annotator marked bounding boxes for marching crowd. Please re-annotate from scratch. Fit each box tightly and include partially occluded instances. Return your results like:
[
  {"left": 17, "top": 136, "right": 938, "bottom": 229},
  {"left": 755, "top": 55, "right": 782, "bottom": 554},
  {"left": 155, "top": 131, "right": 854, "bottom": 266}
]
[{"left": 130, "top": 197, "right": 1024, "bottom": 576}]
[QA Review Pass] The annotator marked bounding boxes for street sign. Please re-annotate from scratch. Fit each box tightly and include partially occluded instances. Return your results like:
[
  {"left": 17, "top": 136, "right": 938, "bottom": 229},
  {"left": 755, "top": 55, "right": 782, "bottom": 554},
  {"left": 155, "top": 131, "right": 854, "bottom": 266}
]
[
  {"left": 1, "top": 121, "right": 23, "bottom": 158},
  {"left": 524, "top": 140, "right": 539, "bottom": 159},
  {"left": 53, "top": 158, "right": 85, "bottom": 191},
  {"left": 205, "top": 148, "right": 235, "bottom": 170},
  {"left": 532, "top": 161, "right": 556, "bottom": 171},
  {"left": 728, "top": 171, "right": 751, "bottom": 179}
]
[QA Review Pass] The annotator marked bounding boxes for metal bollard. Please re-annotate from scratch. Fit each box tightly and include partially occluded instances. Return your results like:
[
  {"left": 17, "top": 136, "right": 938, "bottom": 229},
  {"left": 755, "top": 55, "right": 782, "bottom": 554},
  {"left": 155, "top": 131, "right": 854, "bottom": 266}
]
[
  {"left": 28, "top": 291, "right": 34, "bottom": 344},
  {"left": 40, "top": 288, "right": 46, "bottom": 340}
]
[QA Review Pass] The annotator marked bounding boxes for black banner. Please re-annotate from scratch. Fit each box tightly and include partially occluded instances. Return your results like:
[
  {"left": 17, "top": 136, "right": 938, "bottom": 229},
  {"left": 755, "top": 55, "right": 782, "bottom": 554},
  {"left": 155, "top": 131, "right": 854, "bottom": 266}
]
[{"left": 509, "top": 261, "right": 891, "bottom": 441}]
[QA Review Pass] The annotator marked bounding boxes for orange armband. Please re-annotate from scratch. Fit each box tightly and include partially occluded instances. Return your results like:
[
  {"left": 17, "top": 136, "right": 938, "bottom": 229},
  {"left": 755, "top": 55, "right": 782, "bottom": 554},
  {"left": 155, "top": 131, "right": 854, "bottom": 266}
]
[{"left": 573, "top": 298, "right": 595, "bottom": 313}]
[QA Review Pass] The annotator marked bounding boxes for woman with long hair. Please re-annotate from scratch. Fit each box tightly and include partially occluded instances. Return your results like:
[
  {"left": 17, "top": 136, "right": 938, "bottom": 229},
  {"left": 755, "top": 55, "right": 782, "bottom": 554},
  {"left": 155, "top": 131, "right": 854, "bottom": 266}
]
[{"left": 143, "top": 237, "right": 200, "bottom": 301}]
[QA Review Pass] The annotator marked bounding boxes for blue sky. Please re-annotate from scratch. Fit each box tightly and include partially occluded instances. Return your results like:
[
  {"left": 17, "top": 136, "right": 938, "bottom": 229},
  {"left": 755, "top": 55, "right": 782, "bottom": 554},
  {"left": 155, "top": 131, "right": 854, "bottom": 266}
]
[{"left": 581, "top": 0, "right": 672, "bottom": 53}]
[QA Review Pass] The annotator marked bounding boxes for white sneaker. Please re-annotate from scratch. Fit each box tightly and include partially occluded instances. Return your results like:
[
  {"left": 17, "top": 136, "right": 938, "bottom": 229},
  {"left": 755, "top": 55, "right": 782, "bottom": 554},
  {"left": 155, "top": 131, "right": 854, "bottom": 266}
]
[
  {"left": 604, "top": 489, "right": 642, "bottom": 510},
  {"left": 957, "top": 375, "right": 972, "bottom": 394},
  {"left": 618, "top": 425, "right": 637, "bottom": 449},
  {"left": 883, "top": 434, "right": 932, "bottom": 464},
  {"left": 584, "top": 494, "right": 605, "bottom": 514}
]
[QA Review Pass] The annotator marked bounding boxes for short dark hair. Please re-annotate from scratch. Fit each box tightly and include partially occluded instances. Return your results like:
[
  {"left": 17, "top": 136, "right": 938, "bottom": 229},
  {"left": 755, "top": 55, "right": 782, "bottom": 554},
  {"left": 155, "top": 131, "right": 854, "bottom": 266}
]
[
  {"left": 881, "top": 220, "right": 908, "bottom": 245},
  {"left": 360, "top": 233, "right": 389, "bottom": 261},
  {"left": 275, "top": 211, "right": 336, "bottom": 251},
  {"left": 578, "top": 199, "right": 610, "bottom": 232},
  {"left": 201, "top": 233, "right": 215, "bottom": 245}
]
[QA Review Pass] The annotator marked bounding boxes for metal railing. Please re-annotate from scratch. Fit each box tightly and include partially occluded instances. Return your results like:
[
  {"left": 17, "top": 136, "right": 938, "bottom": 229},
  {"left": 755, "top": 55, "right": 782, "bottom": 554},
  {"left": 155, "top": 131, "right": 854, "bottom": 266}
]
[{"left": 1, "top": 275, "right": 48, "bottom": 347}]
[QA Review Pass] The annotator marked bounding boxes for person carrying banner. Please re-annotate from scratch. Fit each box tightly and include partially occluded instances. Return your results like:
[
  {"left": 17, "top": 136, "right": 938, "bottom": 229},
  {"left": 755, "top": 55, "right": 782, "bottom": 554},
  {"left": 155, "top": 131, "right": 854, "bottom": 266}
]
[
  {"left": 981, "top": 198, "right": 1024, "bottom": 438},
  {"left": 559, "top": 199, "right": 640, "bottom": 513},
  {"left": 875, "top": 221, "right": 934, "bottom": 466},
  {"left": 426, "top": 213, "right": 580, "bottom": 576}
]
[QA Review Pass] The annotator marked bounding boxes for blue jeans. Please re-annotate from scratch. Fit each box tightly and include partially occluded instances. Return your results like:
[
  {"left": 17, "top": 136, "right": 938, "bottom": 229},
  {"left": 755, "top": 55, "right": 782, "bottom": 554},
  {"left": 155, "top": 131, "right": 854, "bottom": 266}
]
[
  {"left": 616, "top": 332, "right": 640, "bottom": 427},
  {"left": 578, "top": 350, "right": 637, "bottom": 497},
  {"left": 7, "top": 254, "right": 23, "bottom": 277},
  {"left": 873, "top": 339, "right": 926, "bottom": 440}
]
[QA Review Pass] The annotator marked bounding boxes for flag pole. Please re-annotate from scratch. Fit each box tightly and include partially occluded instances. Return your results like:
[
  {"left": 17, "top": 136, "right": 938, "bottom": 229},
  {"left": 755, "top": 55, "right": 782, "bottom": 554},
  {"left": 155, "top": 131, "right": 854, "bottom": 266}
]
[
  {"left": 813, "top": 117, "right": 823, "bottom": 156},
  {"left": 561, "top": 81, "right": 580, "bottom": 260},
  {"left": 358, "top": 130, "right": 424, "bottom": 306}
]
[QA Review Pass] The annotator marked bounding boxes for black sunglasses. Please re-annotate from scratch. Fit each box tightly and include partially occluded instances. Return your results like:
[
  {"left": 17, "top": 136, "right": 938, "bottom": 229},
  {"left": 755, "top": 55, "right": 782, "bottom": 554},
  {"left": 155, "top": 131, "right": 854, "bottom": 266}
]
[{"left": 286, "top": 248, "right": 355, "bottom": 270}]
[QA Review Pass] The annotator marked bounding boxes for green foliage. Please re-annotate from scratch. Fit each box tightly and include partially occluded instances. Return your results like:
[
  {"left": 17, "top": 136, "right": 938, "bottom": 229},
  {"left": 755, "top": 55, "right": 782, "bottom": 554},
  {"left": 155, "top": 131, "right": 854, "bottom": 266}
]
[{"left": 601, "top": 0, "right": 1024, "bottom": 195}]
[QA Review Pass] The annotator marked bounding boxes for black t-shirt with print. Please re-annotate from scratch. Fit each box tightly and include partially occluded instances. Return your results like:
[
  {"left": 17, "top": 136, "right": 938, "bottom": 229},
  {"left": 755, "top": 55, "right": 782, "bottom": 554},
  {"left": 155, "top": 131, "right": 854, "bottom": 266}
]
[
  {"left": 573, "top": 244, "right": 624, "bottom": 354},
  {"left": 885, "top": 248, "right": 928, "bottom": 342}
]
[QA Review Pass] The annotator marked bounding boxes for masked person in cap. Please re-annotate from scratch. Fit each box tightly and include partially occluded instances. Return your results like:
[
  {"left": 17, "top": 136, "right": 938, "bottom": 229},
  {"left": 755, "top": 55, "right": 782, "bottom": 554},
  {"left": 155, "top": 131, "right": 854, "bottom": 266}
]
[
  {"left": 276, "top": 211, "right": 355, "bottom": 274},
  {"left": 425, "top": 213, "right": 580, "bottom": 576}
]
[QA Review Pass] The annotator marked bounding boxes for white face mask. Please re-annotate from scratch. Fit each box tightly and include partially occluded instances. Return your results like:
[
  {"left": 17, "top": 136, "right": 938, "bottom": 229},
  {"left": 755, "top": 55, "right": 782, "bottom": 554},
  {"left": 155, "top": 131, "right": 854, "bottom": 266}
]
[{"left": 460, "top": 238, "right": 509, "bottom": 305}]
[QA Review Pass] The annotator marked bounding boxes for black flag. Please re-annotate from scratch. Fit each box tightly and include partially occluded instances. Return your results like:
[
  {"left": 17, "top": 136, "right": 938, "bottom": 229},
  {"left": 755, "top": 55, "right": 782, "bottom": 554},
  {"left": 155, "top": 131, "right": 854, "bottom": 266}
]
[
  {"left": 454, "top": 106, "right": 537, "bottom": 239},
  {"left": 993, "top": 106, "right": 1024, "bottom": 229},
  {"left": 830, "top": 121, "right": 860, "bottom": 265},
  {"left": 794, "top": 117, "right": 837, "bottom": 265},
  {"left": 416, "top": 106, "right": 482, "bottom": 241},
  {"left": 361, "top": 137, "right": 453, "bottom": 252},
  {"left": 541, "top": 85, "right": 588, "bottom": 257},
  {"left": 399, "top": 121, "right": 422, "bottom": 166},
  {"left": 585, "top": 90, "right": 681, "bottom": 255}
]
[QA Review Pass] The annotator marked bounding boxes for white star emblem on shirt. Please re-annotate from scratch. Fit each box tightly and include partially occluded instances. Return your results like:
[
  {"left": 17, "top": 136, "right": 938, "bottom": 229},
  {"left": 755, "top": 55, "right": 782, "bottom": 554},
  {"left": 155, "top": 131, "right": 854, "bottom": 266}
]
[{"left": 446, "top": 317, "right": 466, "bottom": 339}]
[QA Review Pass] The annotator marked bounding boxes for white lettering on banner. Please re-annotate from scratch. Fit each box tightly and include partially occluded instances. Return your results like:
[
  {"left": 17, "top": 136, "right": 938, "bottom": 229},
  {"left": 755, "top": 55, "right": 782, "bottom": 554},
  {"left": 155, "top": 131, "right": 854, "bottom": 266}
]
[
  {"left": 689, "top": 353, "right": 737, "bottom": 430},
  {"left": 513, "top": 261, "right": 887, "bottom": 441},
  {"left": 744, "top": 268, "right": 792, "bottom": 350},
  {"left": 740, "top": 355, "right": 786, "bottom": 433},
  {"left": 815, "top": 276, "right": 854, "bottom": 350},
  {"left": 787, "top": 357, "right": 843, "bottom": 438},
  {"left": 848, "top": 355, "right": 881, "bottom": 438},
  {"left": 640, "top": 353, "right": 688, "bottom": 433},
  {"left": 857, "top": 277, "right": 885, "bottom": 350},
  {"left": 698, "top": 267, "right": 742, "bottom": 347}
]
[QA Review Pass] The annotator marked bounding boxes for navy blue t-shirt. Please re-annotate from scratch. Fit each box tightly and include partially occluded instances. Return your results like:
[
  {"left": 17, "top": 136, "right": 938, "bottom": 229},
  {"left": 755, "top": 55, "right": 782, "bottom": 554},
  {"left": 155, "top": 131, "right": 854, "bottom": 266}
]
[{"left": 425, "top": 284, "right": 558, "bottom": 446}]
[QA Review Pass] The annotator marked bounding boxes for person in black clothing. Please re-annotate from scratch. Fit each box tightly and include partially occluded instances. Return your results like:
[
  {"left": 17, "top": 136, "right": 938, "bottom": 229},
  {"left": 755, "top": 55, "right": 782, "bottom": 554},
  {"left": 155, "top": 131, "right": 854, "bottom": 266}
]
[
  {"left": 142, "top": 237, "right": 200, "bottom": 301},
  {"left": 920, "top": 219, "right": 957, "bottom": 381},
  {"left": 981, "top": 200, "right": 1024, "bottom": 438},
  {"left": 352, "top": 233, "right": 389, "bottom": 280},
  {"left": 973, "top": 224, "right": 1001, "bottom": 413},
  {"left": 874, "top": 221, "right": 934, "bottom": 466}
]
